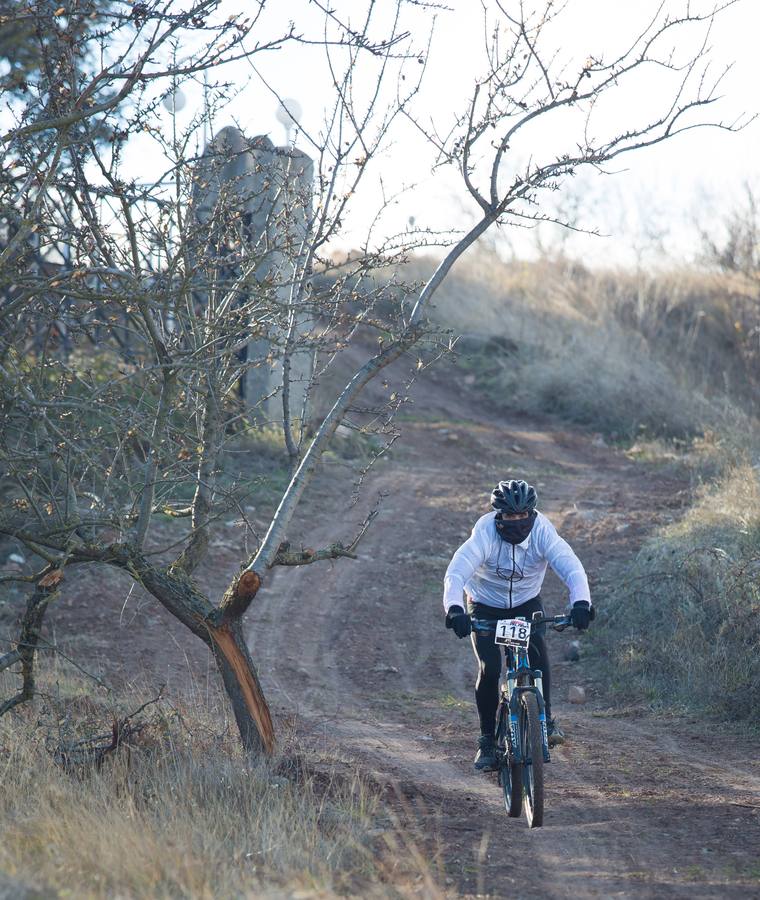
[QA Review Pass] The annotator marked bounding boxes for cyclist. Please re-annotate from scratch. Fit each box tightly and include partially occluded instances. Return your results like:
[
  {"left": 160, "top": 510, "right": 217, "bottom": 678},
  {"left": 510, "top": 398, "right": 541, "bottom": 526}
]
[{"left": 443, "top": 479, "right": 593, "bottom": 771}]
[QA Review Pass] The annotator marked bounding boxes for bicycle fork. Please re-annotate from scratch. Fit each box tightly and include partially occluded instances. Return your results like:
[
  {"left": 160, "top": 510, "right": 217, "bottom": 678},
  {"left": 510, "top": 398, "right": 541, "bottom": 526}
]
[
  {"left": 534, "top": 673, "right": 551, "bottom": 764},
  {"left": 505, "top": 676, "right": 552, "bottom": 764}
]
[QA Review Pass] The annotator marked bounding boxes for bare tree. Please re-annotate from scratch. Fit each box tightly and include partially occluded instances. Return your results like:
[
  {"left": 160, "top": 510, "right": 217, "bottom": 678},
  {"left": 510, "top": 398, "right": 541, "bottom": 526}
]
[{"left": 0, "top": 0, "right": 748, "bottom": 755}]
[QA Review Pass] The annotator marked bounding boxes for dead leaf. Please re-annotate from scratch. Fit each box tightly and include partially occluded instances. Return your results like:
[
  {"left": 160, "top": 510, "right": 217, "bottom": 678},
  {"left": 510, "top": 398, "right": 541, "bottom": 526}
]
[{"left": 39, "top": 569, "right": 64, "bottom": 588}]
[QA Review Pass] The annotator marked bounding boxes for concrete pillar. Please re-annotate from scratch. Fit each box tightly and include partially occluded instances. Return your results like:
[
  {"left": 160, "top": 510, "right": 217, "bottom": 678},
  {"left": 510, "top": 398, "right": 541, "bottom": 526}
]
[{"left": 191, "top": 126, "right": 314, "bottom": 424}]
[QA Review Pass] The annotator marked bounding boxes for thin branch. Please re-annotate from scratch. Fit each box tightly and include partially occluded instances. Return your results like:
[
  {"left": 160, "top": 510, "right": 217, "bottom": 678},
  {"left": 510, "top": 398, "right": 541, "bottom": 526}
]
[{"left": 271, "top": 507, "right": 379, "bottom": 567}]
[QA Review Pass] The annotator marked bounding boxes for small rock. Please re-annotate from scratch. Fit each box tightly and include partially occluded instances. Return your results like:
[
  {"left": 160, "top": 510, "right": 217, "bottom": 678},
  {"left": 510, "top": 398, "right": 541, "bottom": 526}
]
[
  {"left": 592, "top": 434, "right": 607, "bottom": 448},
  {"left": 463, "top": 374, "right": 476, "bottom": 386},
  {"left": 446, "top": 432, "right": 459, "bottom": 442},
  {"left": 615, "top": 523, "right": 630, "bottom": 532},
  {"left": 568, "top": 685, "right": 586, "bottom": 704},
  {"left": 511, "top": 444, "right": 523, "bottom": 453},
  {"left": 564, "top": 640, "right": 581, "bottom": 662},
  {"left": 373, "top": 664, "right": 399, "bottom": 674},
  {"left": 8, "top": 553, "right": 25, "bottom": 565}
]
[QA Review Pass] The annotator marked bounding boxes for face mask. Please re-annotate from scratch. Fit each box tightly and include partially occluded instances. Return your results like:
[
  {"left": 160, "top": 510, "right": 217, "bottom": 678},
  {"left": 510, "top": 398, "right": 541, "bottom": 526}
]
[{"left": 495, "top": 510, "right": 536, "bottom": 545}]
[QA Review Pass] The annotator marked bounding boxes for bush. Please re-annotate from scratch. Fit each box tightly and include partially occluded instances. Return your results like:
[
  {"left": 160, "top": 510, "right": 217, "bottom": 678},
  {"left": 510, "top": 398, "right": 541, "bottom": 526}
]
[{"left": 593, "top": 463, "right": 760, "bottom": 720}]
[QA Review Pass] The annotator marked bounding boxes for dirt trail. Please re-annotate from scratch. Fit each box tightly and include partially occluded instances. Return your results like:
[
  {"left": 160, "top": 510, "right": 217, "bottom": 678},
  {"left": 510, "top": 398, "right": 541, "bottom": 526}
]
[{"left": 247, "top": 362, "right": 760, "bottom": 898}]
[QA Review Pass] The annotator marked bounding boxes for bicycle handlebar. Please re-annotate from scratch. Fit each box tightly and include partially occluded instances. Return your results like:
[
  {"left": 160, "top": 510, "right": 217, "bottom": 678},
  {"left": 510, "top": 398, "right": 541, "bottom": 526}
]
[{"left": 470, "top": 613, "right": 572, "bottom": 634}]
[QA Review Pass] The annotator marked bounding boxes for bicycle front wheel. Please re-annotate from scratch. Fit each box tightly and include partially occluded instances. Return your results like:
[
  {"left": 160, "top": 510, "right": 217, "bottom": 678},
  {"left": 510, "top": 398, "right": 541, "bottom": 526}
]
[
  {"left": 496, "top": 703, "right": 522, "bottom": 818},
  {"left": 520, "top": 692, "right": 545, "bottom": 828}
]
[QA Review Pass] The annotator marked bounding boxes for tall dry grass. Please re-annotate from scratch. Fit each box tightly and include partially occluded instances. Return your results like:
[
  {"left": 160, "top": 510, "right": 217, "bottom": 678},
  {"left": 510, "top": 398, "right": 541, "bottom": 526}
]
[
  {"left": 410, "top": 250, "right": 757, "bottom": 440},
  {"left": 0, "top": 661, "right": 409, "bottom": 899},
  {"left": 593, "top": 462, "right": 760, "bottom": 721}
]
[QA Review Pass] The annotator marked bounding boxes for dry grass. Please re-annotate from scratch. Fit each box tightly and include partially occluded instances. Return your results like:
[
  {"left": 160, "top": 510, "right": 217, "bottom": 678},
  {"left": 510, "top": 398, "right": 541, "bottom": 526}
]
[
  {"left": 407, "top": 250, "right": 757, "bottom": 440},
  {"left": 0, "top": 661, "right": 419, "bottom": 899},
  {"left": 593, "top": 461, "right": 760, "bottom": 721}
]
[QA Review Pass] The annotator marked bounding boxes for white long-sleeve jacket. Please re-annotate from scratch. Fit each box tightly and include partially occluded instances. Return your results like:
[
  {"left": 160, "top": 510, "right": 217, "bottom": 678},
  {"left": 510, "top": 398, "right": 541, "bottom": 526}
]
[{"left": 443, "top": 510, "right": 590, "bottom": 613}]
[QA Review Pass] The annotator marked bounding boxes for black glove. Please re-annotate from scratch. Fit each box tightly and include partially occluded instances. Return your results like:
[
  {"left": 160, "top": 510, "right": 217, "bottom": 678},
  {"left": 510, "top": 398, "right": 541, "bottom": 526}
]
[
  {"left": 445, "top": 605, "right": 472, "bottom": 639},
  {"left": 570, "top": 601, "right": 594, "bottom": 631}
]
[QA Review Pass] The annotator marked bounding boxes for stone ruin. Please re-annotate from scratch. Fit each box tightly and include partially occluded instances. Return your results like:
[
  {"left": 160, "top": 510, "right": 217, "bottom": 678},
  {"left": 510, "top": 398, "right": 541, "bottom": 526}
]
[{"left": 191, "top": 126, "right": 314, "bottom": 424}]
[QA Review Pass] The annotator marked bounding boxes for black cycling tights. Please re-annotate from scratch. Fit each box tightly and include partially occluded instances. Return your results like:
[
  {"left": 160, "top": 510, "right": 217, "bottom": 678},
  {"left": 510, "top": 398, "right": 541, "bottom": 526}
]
[{"left": 468, "top": 596, "right": 552, "bottom": 737}]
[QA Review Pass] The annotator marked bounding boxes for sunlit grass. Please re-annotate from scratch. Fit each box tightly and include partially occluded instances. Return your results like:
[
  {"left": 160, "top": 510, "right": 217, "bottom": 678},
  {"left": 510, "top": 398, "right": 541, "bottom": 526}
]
[
  {"left": 406, "top": 250, "right": 758, "bottom": 441},
  {"left": 0, "top": 662, "right": 397, "bottom": 898}
]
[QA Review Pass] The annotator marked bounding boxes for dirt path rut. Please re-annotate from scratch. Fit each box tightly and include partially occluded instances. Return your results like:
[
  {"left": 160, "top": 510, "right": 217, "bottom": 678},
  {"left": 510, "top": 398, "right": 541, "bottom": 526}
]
[{"left": 248, "top": 366, "right": 760, "bottom": 898}]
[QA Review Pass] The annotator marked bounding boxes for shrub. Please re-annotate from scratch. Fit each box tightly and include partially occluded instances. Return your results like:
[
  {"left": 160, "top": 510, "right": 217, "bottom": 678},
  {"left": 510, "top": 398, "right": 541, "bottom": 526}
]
[{"left": 593, "top": 463, "right": 760, "bottom": 720}]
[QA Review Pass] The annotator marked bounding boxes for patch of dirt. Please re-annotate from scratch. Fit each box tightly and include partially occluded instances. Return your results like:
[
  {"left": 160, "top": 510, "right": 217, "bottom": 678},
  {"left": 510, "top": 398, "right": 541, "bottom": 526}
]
[{"left": 9, "top": 352, "right": 759, "bottom": 898}]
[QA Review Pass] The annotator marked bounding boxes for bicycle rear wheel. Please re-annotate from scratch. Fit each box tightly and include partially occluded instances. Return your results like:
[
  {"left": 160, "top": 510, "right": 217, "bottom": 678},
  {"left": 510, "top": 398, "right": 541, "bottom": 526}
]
[
  {"left": 520, "top": 692, "right": 544, "bottom": 828},
  {"left": 496, "top": 703, "right": 522, "bottom": 818}
]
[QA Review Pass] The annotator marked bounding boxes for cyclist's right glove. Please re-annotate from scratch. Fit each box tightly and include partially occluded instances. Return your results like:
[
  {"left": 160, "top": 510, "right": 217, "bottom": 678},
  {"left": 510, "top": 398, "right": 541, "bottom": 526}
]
[
  {"left": 571, "top": 600, "right": 595, "bottom": 631},
  {"left": 445, "top": 605, "right": 472, "bottom": 639}
]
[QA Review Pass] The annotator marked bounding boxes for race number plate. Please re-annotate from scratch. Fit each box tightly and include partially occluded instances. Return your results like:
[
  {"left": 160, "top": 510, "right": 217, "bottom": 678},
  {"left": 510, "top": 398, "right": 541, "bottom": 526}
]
[{"left": 495, "top": 618, "right": 531, "bottom": 648}]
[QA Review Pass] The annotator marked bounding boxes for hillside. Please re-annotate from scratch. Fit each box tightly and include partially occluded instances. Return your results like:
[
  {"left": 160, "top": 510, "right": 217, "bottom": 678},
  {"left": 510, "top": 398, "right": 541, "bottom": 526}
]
[{"left": 3, "top": 334, "right": 759, "bottom": 897}]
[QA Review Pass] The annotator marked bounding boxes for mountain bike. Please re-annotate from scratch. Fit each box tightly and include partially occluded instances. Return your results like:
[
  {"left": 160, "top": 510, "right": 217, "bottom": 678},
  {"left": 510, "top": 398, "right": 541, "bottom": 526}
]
[{"left": 471, "top": 612, "right": 571, "bottom": 828}]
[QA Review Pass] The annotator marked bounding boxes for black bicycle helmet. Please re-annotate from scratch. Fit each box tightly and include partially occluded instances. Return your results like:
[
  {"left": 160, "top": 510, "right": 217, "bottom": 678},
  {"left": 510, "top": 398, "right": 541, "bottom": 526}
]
[{"left": 491, "top": 479, "right": 537, "bottom": 514}]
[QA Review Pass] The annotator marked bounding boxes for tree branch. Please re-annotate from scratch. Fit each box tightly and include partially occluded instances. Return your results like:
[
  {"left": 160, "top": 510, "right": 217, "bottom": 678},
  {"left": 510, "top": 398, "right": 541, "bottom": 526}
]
[
  {"left": 271, "top": 508, "right": 378, "bottom": 567},
  {"left": 0, "top": 578, "right": 60, "bottom": 717}
]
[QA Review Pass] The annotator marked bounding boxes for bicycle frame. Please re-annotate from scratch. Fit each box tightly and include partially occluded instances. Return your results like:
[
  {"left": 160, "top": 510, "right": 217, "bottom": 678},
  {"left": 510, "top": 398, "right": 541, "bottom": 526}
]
[
  {"left": 472, "top": 612, "right": 569, "bottom": 765},
  {"left": 502, "top": 642, "right": 551, "bottom": 765}
]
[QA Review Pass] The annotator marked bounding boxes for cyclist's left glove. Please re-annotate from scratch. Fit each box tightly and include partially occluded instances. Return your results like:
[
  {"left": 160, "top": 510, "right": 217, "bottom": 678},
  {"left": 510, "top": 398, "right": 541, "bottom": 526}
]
[
  {"left": 570, "top": 600, "right": 594, "bottom": 631},
  {"left": 445, "top": 605, "right": 472, "bottom": 639}
]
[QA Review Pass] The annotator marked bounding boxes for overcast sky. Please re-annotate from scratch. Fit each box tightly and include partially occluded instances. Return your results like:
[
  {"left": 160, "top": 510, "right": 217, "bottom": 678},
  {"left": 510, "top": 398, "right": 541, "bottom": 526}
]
[{"left": 155, "top": 0, "right": 760, "bottom": 267}]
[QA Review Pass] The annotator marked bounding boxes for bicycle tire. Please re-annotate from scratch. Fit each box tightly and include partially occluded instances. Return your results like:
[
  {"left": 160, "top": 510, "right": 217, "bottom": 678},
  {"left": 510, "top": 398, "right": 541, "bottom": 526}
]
[
  {"left": 496, "top": 703, "right": 522, "bottom": 818},
  {"left": 520, "top": 692, "right": 544, "bottom": 828}
]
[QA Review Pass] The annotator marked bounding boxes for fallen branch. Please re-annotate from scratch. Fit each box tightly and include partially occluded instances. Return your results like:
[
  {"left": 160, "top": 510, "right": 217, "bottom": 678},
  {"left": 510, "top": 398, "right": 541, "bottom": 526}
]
[{"left": 52, "top": 689, "right": 164, "bottom": 773}]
